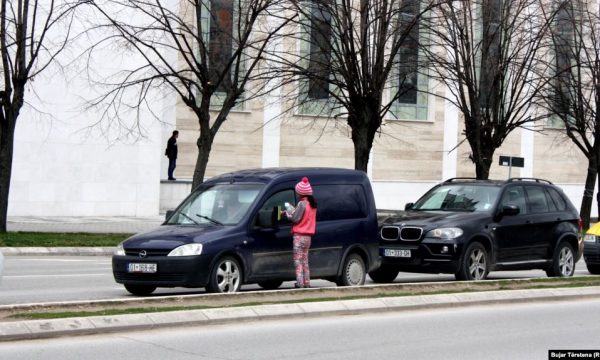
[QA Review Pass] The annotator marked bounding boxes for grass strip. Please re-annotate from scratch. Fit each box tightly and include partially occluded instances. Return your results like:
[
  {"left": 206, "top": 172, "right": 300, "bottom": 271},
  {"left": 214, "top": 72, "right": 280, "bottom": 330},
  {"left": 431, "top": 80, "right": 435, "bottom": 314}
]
[
  {"left": 10, "top": 276, "right": 600, "bottom": 320},
  {"left": 0, "top": 232, "right": 131, "bottom": 247}
]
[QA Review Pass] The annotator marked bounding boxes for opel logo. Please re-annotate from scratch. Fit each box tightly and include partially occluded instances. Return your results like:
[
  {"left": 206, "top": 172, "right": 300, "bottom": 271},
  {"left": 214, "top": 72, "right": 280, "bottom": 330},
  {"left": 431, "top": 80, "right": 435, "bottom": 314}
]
[{"left": 139, "top": 250, "right": 147, "bottom": 258}]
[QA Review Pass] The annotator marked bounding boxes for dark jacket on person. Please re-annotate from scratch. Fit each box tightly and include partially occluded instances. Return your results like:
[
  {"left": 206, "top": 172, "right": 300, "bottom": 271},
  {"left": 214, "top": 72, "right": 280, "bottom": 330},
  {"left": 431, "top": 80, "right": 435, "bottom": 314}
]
[{"left": 165, "top": 136, "right": 178, "bottom": 159}]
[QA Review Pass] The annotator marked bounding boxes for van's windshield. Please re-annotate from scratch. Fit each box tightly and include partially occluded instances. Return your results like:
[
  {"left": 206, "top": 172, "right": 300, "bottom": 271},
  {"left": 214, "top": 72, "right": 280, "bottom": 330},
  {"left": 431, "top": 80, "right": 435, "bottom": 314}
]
[
  {"left": 166, "top": 184, "right": 264, "bottom": 226},
  {"left": 412, "top": 184, "right": 500, "bottom": 212}
]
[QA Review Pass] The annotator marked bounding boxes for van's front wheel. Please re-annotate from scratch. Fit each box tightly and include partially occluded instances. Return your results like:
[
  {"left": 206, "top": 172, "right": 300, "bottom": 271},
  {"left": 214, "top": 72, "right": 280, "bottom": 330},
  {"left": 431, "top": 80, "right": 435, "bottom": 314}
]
[
  {"left": 207, "top": 256, "right": 243, "bottom": 293},
  {"left": 336, "top": 253, "right": 366, "bottom": 287}
]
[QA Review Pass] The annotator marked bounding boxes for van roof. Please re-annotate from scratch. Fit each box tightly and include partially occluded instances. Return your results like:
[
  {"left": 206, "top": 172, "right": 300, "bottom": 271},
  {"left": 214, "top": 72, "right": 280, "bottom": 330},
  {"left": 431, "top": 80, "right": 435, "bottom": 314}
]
[{"left": 204, "top": 167, "right": 367, "bottom": 185}]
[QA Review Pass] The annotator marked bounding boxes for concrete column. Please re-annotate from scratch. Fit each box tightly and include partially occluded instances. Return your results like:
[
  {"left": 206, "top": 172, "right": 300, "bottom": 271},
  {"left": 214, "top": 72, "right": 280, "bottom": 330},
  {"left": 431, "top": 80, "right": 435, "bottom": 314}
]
[{"left": 442, "top": 97, "right": 459, "bottom": 180}]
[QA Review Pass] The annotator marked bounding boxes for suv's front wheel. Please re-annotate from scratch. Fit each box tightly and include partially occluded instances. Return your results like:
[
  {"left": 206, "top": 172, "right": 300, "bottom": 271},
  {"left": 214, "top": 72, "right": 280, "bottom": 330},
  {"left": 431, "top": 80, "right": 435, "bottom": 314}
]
[
  {"left": 546, "top": 242, "right": 575, "bottom": 277},
  {"left": 455, "top": 242, "right": 489, "bottom": 281}
]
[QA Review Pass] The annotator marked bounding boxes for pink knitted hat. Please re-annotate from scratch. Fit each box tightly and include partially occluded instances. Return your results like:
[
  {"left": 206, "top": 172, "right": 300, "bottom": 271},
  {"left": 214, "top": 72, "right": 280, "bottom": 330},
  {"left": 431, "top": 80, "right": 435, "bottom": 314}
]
[{"left": 295, "top": 177, "right": 313, "bottom": 195}]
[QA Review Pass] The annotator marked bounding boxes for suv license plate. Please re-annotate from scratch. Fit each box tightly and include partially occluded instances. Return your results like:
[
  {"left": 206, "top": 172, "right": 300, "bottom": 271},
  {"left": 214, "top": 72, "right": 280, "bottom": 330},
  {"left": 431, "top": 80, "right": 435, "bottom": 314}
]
[
  {"left": 128, "top": 263, "right": 157, "bottom": 273},
  {"left": 384, "top": 249, "right": 411, "bottom": 258}
]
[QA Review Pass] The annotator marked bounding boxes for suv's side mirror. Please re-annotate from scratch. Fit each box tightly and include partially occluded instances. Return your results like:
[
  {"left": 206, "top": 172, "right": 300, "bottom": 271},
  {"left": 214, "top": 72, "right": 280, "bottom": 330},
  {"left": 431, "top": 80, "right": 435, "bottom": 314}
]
[
  {"left": 405, "top": 202, "right": 414, "bottom": 210},
  {"left": 499, "top": 205, "right": 520, "bottom": 217}
]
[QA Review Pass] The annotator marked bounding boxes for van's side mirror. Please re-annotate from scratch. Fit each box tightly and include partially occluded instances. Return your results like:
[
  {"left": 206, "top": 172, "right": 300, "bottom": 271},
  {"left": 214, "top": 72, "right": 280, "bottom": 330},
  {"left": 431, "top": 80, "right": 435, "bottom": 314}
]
[
  {"left": 256, "top": 207, "right": 277, "bottom": 228},
  {"left": 405, "top": 202, "right": 414, "bottom": 210},
  {"left": 165, "top": 210, "right": 175, "bottom": 221}
]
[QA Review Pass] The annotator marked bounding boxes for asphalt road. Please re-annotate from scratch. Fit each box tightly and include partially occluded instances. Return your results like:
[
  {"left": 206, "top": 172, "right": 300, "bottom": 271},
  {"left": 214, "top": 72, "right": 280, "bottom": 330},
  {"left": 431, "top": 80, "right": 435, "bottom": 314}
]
[
  {"left": 1, "top": 298, "right": 599, "bottom": 359},
  {"left": 0, "top": 256, "right": 593, "bottom": 306}
]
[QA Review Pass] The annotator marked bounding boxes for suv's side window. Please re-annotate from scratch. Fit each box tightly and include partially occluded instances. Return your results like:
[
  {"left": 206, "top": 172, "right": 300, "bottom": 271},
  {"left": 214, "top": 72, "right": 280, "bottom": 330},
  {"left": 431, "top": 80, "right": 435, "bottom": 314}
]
[
  {"left": 499, "top": 186, "right": 528, "bottom": 214},
  {"left": 525, "top": 186, "right": 550, "bottom": 214},
  {"left": 257, "top": 190, "right": 295, "bottom": 225},
  {"left": 546, "top": 187, "right": 568, "bottom": 211}
]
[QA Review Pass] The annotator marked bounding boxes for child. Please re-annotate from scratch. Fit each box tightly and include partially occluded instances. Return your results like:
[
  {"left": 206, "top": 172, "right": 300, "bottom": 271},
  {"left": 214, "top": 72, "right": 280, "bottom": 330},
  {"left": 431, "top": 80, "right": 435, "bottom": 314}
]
[{"left": 284, "top": 177, "right": 317, "bottom": 288}]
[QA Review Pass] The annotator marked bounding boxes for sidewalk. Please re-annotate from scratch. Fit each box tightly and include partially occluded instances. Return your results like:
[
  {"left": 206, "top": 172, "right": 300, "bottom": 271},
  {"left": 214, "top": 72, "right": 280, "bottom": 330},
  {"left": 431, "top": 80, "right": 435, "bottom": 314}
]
[
  {"left": 6, "top": 216, "right": 164, "bottom": 234},
  {"left": 1, "top": 286, "right": 599, "bottom": 341}
]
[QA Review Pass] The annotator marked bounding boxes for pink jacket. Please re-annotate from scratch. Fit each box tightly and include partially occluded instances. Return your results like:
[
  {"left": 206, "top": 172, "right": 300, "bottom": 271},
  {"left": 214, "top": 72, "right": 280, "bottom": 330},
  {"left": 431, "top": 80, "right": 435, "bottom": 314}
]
[{"left": 290, "top": 199, "right": 316, "bottom": 235}]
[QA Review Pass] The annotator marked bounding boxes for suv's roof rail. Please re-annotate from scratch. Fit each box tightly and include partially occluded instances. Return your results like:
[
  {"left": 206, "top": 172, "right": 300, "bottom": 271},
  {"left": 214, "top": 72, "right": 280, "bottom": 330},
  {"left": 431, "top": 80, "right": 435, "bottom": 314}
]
[
  {"left": 506, "top": 177, "right": 553, "bottom": 185},
  {"left": 443, "top": 177, "right": 491, "bottom": 183}
]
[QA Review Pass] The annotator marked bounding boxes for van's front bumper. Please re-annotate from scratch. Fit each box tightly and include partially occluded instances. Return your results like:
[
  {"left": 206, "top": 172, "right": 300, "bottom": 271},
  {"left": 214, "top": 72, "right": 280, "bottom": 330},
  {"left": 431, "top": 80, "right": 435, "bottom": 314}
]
[{"left": 112, "top": 254, "right": 213, "bottom": 288}]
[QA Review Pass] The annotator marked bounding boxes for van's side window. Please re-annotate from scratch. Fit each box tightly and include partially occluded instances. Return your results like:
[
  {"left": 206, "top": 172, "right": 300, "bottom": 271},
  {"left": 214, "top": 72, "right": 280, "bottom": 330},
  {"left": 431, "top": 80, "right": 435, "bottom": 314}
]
[
  {"left": 314, "top": 185, "right": 368, "bottom": 221},
  {"left": 259, "top": 190, "right": 295, "bottom": 225}
]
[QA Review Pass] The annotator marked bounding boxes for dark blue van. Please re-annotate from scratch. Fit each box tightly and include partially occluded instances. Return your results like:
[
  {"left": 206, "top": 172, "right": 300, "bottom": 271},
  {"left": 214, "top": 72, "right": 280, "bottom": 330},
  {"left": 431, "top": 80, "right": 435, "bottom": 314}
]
[{"left": 112, "top": 168, "right": 380, "bottom": 294}]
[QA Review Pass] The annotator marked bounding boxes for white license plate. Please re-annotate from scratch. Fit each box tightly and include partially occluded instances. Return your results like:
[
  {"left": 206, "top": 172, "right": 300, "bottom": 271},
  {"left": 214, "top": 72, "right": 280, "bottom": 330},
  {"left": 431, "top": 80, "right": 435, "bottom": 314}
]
[
  {"left": 127, "top": 263, "right": 157, "bottom": 273},
  {"left": 384, "top": 249, "right": 411, "bottom": 258}
]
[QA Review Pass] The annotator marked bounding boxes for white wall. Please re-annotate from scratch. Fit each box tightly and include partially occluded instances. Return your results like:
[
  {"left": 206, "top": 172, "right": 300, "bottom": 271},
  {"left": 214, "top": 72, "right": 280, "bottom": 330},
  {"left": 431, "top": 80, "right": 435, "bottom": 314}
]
[{"left": 8, "top": 73, "right": 166, "bottom": 216}]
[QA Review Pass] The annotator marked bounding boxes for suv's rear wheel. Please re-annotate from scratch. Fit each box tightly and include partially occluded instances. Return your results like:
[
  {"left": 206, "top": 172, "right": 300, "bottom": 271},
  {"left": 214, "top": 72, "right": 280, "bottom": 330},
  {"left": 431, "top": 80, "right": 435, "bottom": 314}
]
[
  {"left": 336, "top": 253, "right": 366, "bottom": 286},
  {"left": 586, "top": 263, "right": 600, "bottom": 274},
  {"left": 368, "top": 266, "right": 399, "bottom": 283},
  {"left": 455, "top": 242, "right": 489, "bottom": 281},
  {"left": 124, "top": 284, "right": 156, "bottom": 296},
  {"left": 207, "top": 256, "right": 243, "bottom": 293},
  {"left": 546, "top": 242, "right": 575, "bottom": 277}
]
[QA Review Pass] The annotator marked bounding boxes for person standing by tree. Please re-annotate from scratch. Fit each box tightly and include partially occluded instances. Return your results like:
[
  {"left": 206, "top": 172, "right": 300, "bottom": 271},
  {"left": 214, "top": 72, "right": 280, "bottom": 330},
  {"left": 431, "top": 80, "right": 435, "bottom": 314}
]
[
  {"left": 165, "top": 130, "right": 179, "bottom": 180},
  {"left": 284, "top": 177, "right": 317, "bottom": 288}
]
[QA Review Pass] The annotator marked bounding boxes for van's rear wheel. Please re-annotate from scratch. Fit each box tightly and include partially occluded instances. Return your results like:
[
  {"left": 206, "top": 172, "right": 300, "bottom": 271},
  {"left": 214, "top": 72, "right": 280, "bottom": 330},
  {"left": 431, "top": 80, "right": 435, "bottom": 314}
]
[
  {"left": 207, "top": 256, "right": 242, "bottom": 293},
  {"left": 124, "top": 284, "right": 156, "bottom": 296},
  {"left": 257, "top": 280, "right": 283, "bottom": 290},
  {"left": 336, "top": 253, "right": 366, "bottom": 286},
  {"left": 368, "top": 266, "right": 399, "bottom": 283}
]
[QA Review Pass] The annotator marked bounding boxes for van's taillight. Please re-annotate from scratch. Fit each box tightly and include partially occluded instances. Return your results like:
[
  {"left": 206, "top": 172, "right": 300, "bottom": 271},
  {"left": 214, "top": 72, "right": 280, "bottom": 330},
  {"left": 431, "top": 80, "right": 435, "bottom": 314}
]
[{"left": 578, "top": 218, "right": 583, "bottom": 234}]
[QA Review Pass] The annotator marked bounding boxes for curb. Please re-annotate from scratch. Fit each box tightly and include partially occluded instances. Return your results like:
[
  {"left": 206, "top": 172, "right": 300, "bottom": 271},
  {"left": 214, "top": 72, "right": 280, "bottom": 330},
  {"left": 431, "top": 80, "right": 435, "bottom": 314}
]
[
  {"left": 1, "top": 287, "right": 599, "bottom": 342},
  {"left": 0, "top": 247, "right": 114, "bottom": 256}
]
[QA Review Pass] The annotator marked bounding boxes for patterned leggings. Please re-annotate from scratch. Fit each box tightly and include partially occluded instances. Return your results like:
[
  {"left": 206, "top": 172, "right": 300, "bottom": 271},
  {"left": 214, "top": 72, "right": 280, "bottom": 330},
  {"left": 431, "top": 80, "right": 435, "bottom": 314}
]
[{"left": 293, "top": 234, "right": 311, "bottom": 287}]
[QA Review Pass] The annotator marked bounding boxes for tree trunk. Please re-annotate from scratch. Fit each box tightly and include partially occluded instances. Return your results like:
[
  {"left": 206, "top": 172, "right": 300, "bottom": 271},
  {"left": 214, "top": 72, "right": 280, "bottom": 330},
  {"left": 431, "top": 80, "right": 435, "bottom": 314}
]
[
  {"left": 472, "top": 148, "right": 494, "bottom": 180},
  {"left": 349, "top": 115, "right": 378, "bottom": 173},
  {"left": 192, "top": 131, "right": 213, "bottom": 190},
  {"left": 580, "top": 156, "right": 597, "bottom": 229},
  {"left": 0, "top": 115, "right": 16, "bottom": 233}
]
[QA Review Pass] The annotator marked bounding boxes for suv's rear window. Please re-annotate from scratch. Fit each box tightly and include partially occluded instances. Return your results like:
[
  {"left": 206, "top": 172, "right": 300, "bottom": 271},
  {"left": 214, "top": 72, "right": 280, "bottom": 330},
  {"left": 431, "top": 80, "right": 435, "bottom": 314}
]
[{"left": 546, "top": 187, "right": 568, "bottom": 211}]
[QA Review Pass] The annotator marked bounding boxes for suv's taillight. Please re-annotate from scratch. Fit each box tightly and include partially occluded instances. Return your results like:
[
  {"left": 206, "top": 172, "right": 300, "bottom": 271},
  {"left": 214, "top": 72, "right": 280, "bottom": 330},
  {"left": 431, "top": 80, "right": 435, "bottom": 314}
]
[{"left": 578, "top": 218, "right": 583, "bottom": 235}]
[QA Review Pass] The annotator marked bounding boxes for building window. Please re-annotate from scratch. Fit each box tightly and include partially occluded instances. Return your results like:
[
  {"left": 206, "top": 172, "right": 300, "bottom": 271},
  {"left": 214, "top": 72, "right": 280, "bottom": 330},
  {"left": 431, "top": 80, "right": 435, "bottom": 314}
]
[
  {"left": 398, "top": 0, "right": 420, "bottom": 104},
  {"left": 554, "top": 2, "right": 574, "bottom": 117},
  {"left": 391, "top": 0, "right": 429, "bottom": 121},
  {"left": 297, "top": 1, "right": 336, "bottom": 115},
  {"left": 209, "top": 0, "right": 234, "bottom": 93},
  {"left": 308, "top": 3, "right": 332, "bottom": 100},
  {"left": 546, "top": 1, "right": 576, "bottom": 128}
]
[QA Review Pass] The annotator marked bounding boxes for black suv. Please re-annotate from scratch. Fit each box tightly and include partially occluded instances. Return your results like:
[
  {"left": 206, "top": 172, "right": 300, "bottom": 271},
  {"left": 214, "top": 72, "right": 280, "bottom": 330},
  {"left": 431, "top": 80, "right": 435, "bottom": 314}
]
[{"left": 370, "top": 178, "right": 583, "bottom": 282}]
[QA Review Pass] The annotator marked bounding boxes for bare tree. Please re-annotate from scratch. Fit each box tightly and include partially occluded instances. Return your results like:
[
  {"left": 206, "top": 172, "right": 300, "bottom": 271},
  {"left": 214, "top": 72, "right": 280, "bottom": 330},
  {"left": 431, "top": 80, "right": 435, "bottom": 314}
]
[
  {"left": 424, "top": 0, "right": 553, "bottom": 179},
  {"left": 271, "top": 0, "right": 440, "bottom": 172},
  {"left": 537, "top": 1, "right": 600, "bottom": 228},
  {"left": 0, "top": 0, "right": 81, "bottom": 232},
  {"left": 86, "top": 0, "right": 291, "bottom": 189}
]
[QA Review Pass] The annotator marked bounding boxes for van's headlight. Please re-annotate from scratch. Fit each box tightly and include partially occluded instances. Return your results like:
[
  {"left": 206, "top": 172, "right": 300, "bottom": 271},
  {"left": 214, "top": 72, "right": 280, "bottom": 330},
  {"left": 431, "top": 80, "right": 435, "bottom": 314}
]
[
  {"left": 429, "top": 228, "right": 463, "bottom": 240},
  {"left": 114, "top": 243, "right": 126, "bottom": 256},
  {"left": 168, "top": 244, "right": 203, "bottom": 256},
  {"left": 584, "top": 234, "right": 598, "bottom": 243}
]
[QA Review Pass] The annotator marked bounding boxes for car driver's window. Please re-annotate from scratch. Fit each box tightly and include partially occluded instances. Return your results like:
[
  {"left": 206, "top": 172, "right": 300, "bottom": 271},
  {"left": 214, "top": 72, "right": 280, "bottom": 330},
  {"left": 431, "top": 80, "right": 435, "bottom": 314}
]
[
  {"left": 260, "top": 190, "right": 295, "bottom": 225},
  {"left": 500, "top": 186, "right": 527, "bottom": 215}
]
